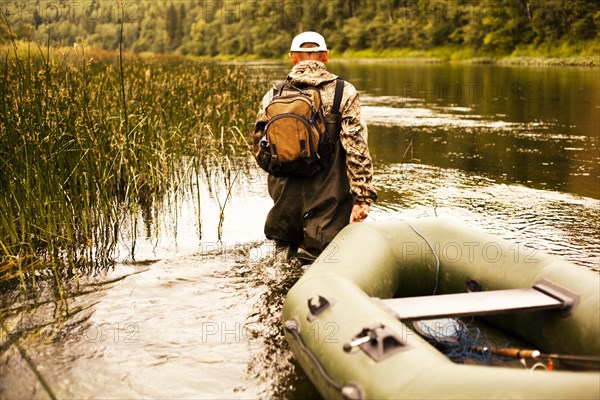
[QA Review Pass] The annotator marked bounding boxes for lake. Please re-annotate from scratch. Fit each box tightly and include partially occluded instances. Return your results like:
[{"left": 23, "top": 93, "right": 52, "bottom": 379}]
[{"left": 1, "top": 61, "right": 598, "bottom": 399}]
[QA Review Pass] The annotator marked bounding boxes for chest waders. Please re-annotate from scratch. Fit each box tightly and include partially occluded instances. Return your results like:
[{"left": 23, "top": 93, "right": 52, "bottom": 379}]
[{"left": 264, "top": 79, "right": 352, "bottom": 256}]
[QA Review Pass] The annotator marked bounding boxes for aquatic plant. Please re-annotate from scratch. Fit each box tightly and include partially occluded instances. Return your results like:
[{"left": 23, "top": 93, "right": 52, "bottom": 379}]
[{"left": 0, "top": 34, "right": 262, "bottom": 291}]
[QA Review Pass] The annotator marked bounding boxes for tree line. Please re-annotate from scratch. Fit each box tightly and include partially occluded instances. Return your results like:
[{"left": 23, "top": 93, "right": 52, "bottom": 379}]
[{"left": 2, "top": 1, "right": 599, "bottom": 57}]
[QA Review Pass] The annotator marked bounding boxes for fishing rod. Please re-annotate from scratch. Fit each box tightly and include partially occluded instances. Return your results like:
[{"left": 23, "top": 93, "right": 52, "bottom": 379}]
[{"left": 477, "top": 346, "right": 600, "bottom": 364}]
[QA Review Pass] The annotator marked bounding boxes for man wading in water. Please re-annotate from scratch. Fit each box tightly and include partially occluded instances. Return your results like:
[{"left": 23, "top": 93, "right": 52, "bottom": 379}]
[{"left": 253, "top": 31, "right": 377, "bottom": 263}]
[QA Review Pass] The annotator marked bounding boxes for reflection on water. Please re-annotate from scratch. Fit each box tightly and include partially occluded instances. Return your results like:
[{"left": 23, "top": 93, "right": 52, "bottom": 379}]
[
  {"left": 0, "top": 240, "right": 316, "bottom": 399},
  {"left": 362, "top": 98, "right": 518, "bottom": 129},
  {"left": 1, "top": 246, "right": 270, "bottom": 399},
  {"left": 332, "top": 61, "right": 599, "bottom": 199},
  {"left": 373, "top": 163, "right": 599, "bottom": 270},
  {"left": 360, "top": 100, "right": 598, "bottom": 199},
  {"left": 1, "top": 62, "right": 599, "bottom": 399},
  {"left": 2, "top": 160, "right": 597, "bottom": 399},
  {"left": 115, "top": 158, "right": 272, "bottom": 261}
]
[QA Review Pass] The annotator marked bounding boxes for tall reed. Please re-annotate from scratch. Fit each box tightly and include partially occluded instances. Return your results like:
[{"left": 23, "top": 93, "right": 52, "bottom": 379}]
[{"left": 0, "top": 38, "right": 262, "bottom": 291}]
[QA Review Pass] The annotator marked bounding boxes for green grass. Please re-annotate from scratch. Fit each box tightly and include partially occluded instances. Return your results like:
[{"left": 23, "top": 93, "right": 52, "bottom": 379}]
[
  {"left": 500, "top": 40, "right": 600, "bottom": 66},
  {"left": 0, "top": 40, "right": 262, "bottom": 292},
  {"left": 331, "top": 42, "right": 600, "bottom": 66}
]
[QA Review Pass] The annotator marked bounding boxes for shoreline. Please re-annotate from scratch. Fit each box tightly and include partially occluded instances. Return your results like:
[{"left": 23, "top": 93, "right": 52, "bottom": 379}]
[
  {"left": 3, "top": 42, "right": 598, "bottom": 68},
  {"left": 228, "top": 54, "right": 600, "bottom": 68},
  {"left": 229, "top": 55, "right": 600, "bottom": 68},
  {"left": 327, "top": 55, "right": 600, "bottom": 67},
  {"left": 494, "top": 56, "right": 599, "bottom": 67},
  {"left": 328, "top": 44, "right": 600, "bottom": 67}
]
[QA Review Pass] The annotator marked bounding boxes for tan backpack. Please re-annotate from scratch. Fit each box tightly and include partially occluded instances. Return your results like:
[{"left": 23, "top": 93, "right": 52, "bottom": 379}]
[{"left": 256, "top": 79, "right": 344, "bottom": 177}]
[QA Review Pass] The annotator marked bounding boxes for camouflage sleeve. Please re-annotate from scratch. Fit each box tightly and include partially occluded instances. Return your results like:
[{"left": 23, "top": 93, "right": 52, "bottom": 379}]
[
  {"left": 253, "top": 90, "right": 272, "bottom": 152},
  {"left": 339, "top": 83, "right": 378, "bottom": 204}
]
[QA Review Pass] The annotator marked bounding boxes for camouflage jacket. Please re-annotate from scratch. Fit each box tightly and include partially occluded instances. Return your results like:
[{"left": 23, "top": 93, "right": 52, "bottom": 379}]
[{"left": 253, "top": 60, "right": 377, "bottom": 204}]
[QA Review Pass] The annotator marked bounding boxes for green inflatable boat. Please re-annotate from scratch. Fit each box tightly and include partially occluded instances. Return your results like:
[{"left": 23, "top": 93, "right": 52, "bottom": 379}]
[{"left": 282, "top": 218, "right": 600, "bottom": 399}]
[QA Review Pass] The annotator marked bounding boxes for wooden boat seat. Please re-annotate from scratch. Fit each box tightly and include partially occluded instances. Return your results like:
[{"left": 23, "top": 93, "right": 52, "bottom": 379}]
[{"left": 380, "top": 279, "right": 580, "bottom": 320}]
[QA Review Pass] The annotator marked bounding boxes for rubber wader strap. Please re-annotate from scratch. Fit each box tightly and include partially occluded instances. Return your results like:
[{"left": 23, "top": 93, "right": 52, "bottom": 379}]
[{"left": 332, "top": 79, "right": 345, "bottom": 115}]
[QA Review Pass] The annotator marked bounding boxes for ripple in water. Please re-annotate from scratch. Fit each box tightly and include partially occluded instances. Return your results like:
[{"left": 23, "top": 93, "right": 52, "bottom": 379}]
[
  {"left": 2, "top": 165, "right": 597, "bottom": 399},
  {"left": 373, "top": 163, "right": 600, "bottom": 271}
]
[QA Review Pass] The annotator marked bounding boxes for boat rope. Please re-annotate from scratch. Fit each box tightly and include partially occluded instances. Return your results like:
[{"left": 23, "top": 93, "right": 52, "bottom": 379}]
[
  {"left": 284, "top": 319, "right": 343, "bottom": 390},
  {"left": 284, "top": 319, "right": 364, "bottom": 400},
  {"left": 401, "top": 220, "right": 440, "bottom": 295}
]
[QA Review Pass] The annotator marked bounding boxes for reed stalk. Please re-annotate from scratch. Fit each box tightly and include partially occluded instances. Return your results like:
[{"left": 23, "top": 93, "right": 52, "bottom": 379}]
[{"left": 0, "top": 23, "right": 263, "bottom": 291}]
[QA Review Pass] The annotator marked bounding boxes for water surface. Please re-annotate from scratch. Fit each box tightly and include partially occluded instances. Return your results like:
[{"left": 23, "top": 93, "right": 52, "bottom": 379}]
[{"left": 1, "top": 61, "right": 598, "bottom": 399}]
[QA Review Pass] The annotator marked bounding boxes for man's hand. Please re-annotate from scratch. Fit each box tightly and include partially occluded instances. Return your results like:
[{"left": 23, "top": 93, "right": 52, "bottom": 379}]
[{"left": 350, "top": 203, "right": 370, "bottom": 223}]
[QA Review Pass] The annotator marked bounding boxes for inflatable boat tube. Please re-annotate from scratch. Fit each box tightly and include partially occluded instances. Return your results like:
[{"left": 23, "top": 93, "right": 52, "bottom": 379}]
[{"left": 282, "top": 218, "right": 600, "bottom": 399}]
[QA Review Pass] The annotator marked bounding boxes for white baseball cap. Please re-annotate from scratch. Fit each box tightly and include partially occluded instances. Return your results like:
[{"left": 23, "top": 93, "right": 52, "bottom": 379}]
[{"left": 290, "top": 31, "right": 328, "bottom": 52}]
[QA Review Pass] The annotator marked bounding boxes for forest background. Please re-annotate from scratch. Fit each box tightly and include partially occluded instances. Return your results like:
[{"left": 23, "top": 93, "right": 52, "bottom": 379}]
[{"left": 1, "top": 0, "right": 599, "bottom": 60}]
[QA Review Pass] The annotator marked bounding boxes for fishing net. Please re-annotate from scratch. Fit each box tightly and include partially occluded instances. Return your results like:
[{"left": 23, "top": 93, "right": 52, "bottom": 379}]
[{"left": 412, "top": 318, "right": 495, "bottom": 365}]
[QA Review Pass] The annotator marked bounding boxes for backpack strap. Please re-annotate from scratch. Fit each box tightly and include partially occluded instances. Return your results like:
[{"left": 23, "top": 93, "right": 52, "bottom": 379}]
[
  {"left": 331, "top": 78, "right": 345, "bottom": 115},
  {"left": 273, "top": 81, "right": 286, "bottom": 97},
  {"left": 273, "top": 79, "right": 343, "bottom": 104},
  {"left": 322, "top": 78, "right": 345, "bottom": 146}
]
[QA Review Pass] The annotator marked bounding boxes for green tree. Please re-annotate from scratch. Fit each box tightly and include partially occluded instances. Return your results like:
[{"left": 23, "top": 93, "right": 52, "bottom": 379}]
[
  {"left": 530, "top": 0, "right": 568, "bottom": 43},
  {"left": 166, "top": 3, "right": 179, "bottom": 50},
  {"left": 527, "top": 0, "right": 599, "bottom": 44},
  {"left": 564, "top": 0, "right": 598, "bottom": 41},
  {"left": 177, "top": 4, "right": 186, "bottom": 42},
  {"left": 3, "top": 0, "right": 599, "bottom": 58},
  {"left": 481, "top": 0, "right": 531, "bottom": 53},
  {"left": 0, "top": 21, "right": 14, "bottom": 44}
]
